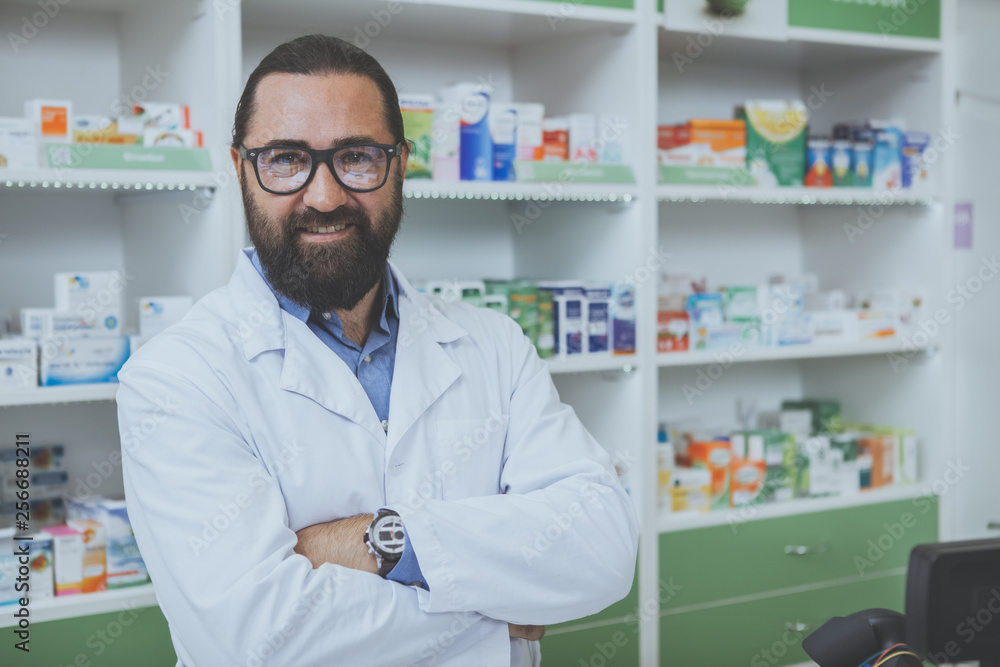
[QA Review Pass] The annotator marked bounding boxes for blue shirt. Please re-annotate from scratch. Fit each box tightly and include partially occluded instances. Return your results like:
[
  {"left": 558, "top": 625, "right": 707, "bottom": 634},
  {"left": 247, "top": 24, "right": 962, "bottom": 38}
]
[{"left": 249, "top": 249, "right": 427, "bottom": 588}]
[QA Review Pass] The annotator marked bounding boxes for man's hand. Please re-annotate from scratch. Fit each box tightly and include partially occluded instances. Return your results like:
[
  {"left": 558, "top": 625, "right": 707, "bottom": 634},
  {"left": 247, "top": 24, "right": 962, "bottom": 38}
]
[
  {"left": 294, "top": 514, "right": 379, "bottom": 574},
  {"left": 508, "top": 624, "right": 545, "bottom": 641}
]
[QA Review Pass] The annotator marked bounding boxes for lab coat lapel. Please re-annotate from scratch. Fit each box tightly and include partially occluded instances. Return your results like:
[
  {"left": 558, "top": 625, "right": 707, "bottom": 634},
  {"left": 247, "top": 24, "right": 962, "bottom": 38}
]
[
  {"left": 387, "top": 264, "right": 468, "bottom": 453},
  {"left": 230, "top": 249, "right": 385, "bottom": 443}
]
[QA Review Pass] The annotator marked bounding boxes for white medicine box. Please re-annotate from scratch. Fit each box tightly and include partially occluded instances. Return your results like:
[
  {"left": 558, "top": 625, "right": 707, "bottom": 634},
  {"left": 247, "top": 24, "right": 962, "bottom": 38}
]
[{"left": 139, "top": 296, "right": 193, "bottom": 336}]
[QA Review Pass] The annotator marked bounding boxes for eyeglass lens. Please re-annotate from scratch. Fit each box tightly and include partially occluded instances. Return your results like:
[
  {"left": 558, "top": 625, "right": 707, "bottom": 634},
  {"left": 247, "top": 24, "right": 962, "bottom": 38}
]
[{"left": 256, "top": 146, "right": 389, "bottom": 192}]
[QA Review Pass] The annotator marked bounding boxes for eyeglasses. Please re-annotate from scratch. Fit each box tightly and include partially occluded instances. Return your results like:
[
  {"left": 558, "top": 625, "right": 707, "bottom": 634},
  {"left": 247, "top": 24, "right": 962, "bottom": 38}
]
[{"left": 239, "top": 142, "right": 404, "bottom": 195}]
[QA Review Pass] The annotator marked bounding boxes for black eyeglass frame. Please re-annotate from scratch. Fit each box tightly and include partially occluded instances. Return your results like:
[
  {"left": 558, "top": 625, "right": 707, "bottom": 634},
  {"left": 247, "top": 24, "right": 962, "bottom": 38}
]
[{"left": 239, "top": 141, "right": 405, "bottom": 195}]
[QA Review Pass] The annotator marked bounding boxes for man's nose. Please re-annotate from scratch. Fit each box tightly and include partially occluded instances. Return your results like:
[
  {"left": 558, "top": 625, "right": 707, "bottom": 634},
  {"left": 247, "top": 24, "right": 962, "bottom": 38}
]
[{"left": 302, "top": 160, "right": 348, "bottom": 211}]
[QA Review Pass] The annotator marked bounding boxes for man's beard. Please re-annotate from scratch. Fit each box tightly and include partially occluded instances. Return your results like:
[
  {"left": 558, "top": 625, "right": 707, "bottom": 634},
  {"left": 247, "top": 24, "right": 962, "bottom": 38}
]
[{"left": 242, "top": 168, "right": 403, "bottom": 313}]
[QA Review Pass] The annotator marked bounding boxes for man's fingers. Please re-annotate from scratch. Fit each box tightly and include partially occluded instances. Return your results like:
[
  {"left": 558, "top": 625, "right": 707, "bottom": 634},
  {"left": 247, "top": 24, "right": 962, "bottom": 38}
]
[{"left": 507, "top": 624, "right": 546, "bottom": 641}]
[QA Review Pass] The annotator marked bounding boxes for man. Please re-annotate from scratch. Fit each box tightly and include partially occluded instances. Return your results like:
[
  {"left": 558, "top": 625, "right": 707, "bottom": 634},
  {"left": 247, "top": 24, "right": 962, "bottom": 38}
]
[{"left": 117, "top": 34, "right": 638, "bottom": 667}]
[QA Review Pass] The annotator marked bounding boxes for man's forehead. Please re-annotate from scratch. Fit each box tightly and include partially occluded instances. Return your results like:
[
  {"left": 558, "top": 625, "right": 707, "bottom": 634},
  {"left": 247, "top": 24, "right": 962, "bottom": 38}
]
[{"left": 249, "top": 71, "right": 389, "bottom": 144}]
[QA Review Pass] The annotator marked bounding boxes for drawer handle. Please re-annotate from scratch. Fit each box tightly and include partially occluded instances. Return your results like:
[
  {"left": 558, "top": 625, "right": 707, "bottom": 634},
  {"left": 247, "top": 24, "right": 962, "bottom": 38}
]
[
  {"left": 988, "top": 522, "right": 1000, "bottom": 531},
  {"left": 785, "top": 621, "right": 812, "bottom": 633},
  {"left": 784, "top": 544, "right": 829, "bottom": 556}
]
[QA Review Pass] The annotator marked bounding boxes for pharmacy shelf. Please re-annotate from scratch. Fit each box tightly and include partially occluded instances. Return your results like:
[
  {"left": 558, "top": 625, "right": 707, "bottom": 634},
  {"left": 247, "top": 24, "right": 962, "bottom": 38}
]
[
  {"left": 657, "top": 338, "right": 924, "bottom": 367},
  {"left": 242, "top": 0, "right": 635, "bottom": 47},
  {"left": 658, "top": 485, "right": 923, "bottom": 534},
  {"left": 0, "top": 583, "right": 158, "bottom": 628},
  {"left": 547, "top": 354, "right": 636, "bottom": 375},
  {"left": 657, "top": 20, "right": 941, "bottom": 70},
  {"left": 404, "top": 180, "right": 636, "bottom": 203},
  {"left": 0, "top": 169, "right": 218, "bottom": 194},
  {"left": 656, "top": 185, "right": 935, "bottom": 206},
  {"left": 0, "top": 384, "right": 119, "bottom": 408}
]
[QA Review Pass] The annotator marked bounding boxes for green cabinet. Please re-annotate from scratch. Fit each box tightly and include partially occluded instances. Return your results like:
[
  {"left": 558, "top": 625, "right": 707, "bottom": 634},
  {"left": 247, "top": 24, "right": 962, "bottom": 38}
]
[{"left": 660, "top": 497, "right": 939, "bottom": 608}]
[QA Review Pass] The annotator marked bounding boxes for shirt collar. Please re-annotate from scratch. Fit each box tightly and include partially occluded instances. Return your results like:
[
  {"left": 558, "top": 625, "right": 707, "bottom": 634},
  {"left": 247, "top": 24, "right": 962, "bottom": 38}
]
[{"left": 249, "top": 248, "right": 398, "bottom": 327}]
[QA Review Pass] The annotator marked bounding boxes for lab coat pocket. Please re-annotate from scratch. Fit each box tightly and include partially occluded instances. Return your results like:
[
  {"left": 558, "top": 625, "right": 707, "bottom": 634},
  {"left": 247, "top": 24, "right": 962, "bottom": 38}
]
[{"left": 434, "top": 415, "right": 509, "bottom": 499}]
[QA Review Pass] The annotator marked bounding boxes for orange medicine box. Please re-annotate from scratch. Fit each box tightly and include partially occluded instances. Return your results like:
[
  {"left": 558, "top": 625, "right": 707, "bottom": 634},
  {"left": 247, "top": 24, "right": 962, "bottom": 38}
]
[
  {"left": 859, "top": 435, "right": 895, "bottom": 488},
  {"left": 67, "top": 519, "right": 107, "bottom": 593},
  {"left": 43, "top": 525, "right": 84, "bottom": 596},
  {"left": 688, "top": 440, "right": 733, "bottom": 509}
]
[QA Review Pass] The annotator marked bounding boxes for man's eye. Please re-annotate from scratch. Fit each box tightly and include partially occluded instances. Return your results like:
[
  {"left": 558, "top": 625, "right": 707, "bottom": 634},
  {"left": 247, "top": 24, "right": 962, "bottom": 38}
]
[
  {"left": 274, "top": 152, "right": 306, "bottom": 165},
  {"left": 343, "top": 151, "right": 372, "bottom": 166}
]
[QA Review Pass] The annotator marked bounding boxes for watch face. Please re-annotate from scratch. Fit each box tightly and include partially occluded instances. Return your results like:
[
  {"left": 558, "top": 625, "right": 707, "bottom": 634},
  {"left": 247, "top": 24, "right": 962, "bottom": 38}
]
[{"left": 371, "top": 514, "right": 406, "bottom": 558}]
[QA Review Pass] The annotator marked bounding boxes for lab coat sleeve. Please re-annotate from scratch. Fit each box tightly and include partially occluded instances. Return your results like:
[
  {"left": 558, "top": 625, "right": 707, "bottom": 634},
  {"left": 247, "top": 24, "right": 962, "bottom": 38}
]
[
  {"left": 117, "top": 359, "right": 511, "bottom": 667},
  {"left": 392, "top": 315, "right": 640, "bottom": 625}
]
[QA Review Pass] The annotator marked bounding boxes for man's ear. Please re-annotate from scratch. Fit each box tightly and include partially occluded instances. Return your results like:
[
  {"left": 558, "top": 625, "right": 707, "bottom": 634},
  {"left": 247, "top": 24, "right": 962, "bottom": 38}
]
[
  {"left": 397, "top": 139, "right": 411, "bottom": 182},
  {"left": 231, "top": 146, "right": 243, "bottom": 192}
]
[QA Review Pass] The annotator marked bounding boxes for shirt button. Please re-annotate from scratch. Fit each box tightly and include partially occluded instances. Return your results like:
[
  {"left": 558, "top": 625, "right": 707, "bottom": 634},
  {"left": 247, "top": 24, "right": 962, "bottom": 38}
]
[
  {"left": 381, "top": 419, "right": 389, "bottom": 432},
  {"left": 364, "top": 354, "right": 372, "bottom": 363},
  {"left": 322, "top": 312, "right": 332, "bottom": 320}
]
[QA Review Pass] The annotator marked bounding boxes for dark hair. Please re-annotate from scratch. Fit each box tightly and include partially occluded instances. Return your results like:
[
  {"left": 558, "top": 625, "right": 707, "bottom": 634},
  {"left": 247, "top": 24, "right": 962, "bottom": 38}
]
[{"left": 232, "top": 34, "right": 404, "bottom": 149}]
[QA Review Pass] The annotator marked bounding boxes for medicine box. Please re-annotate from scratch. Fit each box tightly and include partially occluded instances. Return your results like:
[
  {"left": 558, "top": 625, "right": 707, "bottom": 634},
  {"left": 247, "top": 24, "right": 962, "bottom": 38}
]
[
  {"left": 53, "top": 271, "right": 125, "bottom": 330},
  {"left": 40, "top": 336, "right": 130, "bottom": 386},
  {"left": 68, "top": 499, "right": 148, "bottom": 589},
  {"left": 139, "top": 296, "right": 194, "bottom": 336},
  {"left": 0, "top": 527, "right": 17, "bottom": 605},
  {"left": 142, "top": 127, "right": 202, "bottom": 148},
  {"left": 0, "top": 117, "right": 39, "bottom": 169},
  {"left": 0, "top": 338, "right": 38, "bottom": 390},
  {"left": 44, "top": 525, "right": 84, "bottom": 596},
  {"left": 132, "top": 103, "right": 190, "bottom": 130},
  {"left": 25, "top": 99, "right": 72, "bottom": 144},
  {"left": 19, "top": 308, "right": 50, "bottom": 339},
  {"left": 512, "top": 103, "right": 544, "bottom": 162},
  {"left": 17, "top": 532, "right": 54, "bottom": 599},
  {"left": 66, "top": 519, "right": 107, "bottom": 593},
  {"left": 741, "top": 100, "right": 808, "bottom": 187},
  {"left": 41, "top": 310, "right": 121, "bottom": 339},
  {"left": 399, "top": 93, "right": 434, "bottom": 179}
]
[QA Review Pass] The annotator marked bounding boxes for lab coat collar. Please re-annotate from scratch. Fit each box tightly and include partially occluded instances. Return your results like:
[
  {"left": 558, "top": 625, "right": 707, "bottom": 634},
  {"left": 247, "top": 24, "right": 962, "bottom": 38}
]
[{"left": 229, "top": 249, "right": 468, "bottom": 446}]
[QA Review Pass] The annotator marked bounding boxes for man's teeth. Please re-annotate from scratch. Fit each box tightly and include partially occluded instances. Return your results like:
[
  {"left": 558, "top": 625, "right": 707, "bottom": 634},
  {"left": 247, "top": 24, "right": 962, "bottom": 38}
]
[{"left": 306, "top": 223, "right": 348, "bottom": 234}]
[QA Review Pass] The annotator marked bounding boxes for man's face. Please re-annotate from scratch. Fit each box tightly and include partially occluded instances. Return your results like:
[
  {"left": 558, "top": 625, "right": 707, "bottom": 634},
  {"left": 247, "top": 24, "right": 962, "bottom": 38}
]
[{"left": 232, "top": 72, "right": 407, "bottom": 312}]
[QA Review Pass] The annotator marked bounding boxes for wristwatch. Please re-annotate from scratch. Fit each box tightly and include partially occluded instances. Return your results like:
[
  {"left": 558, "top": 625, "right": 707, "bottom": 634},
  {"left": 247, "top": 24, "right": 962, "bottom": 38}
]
[{"left": 364, "top": 509, "right": 406, "bottom": 577}]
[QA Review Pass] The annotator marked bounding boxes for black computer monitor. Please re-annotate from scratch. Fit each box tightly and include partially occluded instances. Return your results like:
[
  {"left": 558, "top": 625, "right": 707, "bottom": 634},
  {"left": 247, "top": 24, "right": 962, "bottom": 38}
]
[{"left": 906, "top": 537, "right": 1000, "bottom": 666}]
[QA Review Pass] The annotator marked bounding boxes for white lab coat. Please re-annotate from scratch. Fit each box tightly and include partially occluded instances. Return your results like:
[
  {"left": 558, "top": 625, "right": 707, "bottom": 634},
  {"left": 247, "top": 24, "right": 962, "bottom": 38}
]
[{"left": 116, "top": 248, "right": 639, "bottom": 667}]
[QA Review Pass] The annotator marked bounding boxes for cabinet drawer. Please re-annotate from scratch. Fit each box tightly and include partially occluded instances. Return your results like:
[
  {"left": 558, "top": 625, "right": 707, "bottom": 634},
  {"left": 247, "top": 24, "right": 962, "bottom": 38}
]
[
  {"left": 541, "top": 622, "right": 639, "bottom": 667},
  {"left": 661, "top": 573, "right": 906, "bottom": 666},
  {"left": 660, "top": 497, "right": 937, "bottom": 607}
]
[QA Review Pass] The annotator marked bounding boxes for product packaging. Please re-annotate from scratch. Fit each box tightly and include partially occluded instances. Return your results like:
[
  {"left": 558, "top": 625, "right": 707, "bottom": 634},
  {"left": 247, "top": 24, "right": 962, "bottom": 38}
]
[
  {"left": 71, "top": 116, "right": 118, "bottom": 143},
  {"left": 0, "top": 117, "right": 39, "bottom": 169},
  {"left": 584, "top": 284, "right": 612, "bottom": 354},
  {"left": 536, "top": 290, "right": 555, "bottom": 359},
  {"left": 16, "top": 532, "right": 54, "bottom": 599},
  {"left": 0, "top": 527, "right": 16, "bottom": 605},
  {"left": 507, "top": 281, "right": 539, "bottom": 347},
  {"left": 490, "top": 105, "right": 518, "bottom": 181},
  {"left": 859, "top": 434, "right": 895, "bottom": 488},
  {"left": 512, "top": 103, "right": 545, "bottom": 162},
  {"left": 805, "top": 138, "right": 833, "bottom": 187},
  {"left": 0, "top": 338, "right": 38, "bottom": 390},
  {"left": 142, "top": 127, "right": 203, "bottom": 148},
  {"left": 831, "top": 125, "right": 853, "bottom": 187},
  {"left": 852, "top": 139, "right": 874, "bottom": 187},
  {"left": 44, "top": 525, "right": 84, "bottom": 596},
  {"left": 741, "top": 100, "right": 808, "bottom": 187},
  {"left": 669, "top": 468, "right": 711, "bottom": 513},
  {"left": 554, "top": 293, "right": 585, "bottom": 356},
  {"left": 611, "top": 283, "right": 636, "bottom": 355},
  {"left": 568, "top": 113, "right": 597, "bottom": 163},
  {"left": 902, "top": 131, "right": 930, "bottom": 189},
  {"left": 440, "top": 83, "right": 492, "bottom": 181},
  {"left": 67, "top": 498, "right": 148, "bottom": 589},
  {"left": 53, "top": 271, "right": 126, "bottom": 334},
  {"left": 66, "top": 519, "right": 107, "bottom": 593},
  {"left": 399, "top": 93, "right": 434, "bottom": 180},
  {"left": 657, "top": 305, "right": 689, "bottom": 353},
  {"left": 431, "top": 103, "right": 459, "bottom": 182},
  {"left": 542, "top": 117, "right": 569, "bottom": 162},
  {"left": 131, "top": 103, "right": 190, "bottom": 130},
  {"left": 687, "top": 293, "right": 724, "bottom": 350},
  {"left": 688, "top": 439, "right": 733, "bottom": 510},
  {"left": 25, "top": 99, "right": 72, "bottom": 144},
  {"left": 39, "top": 336, "right": 130, "bottom": 386},
  {"left": 872, "top": 125, "right": 904, "bottom": 190},
  {"left": 139, "top": 296, "right": 194, "bottom": 337}
]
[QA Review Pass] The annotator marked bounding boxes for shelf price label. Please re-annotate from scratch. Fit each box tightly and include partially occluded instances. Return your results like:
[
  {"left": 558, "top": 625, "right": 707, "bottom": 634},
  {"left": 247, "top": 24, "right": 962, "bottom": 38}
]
[{"left": 788, "top": 0, "right": 941, "bottom": 40}]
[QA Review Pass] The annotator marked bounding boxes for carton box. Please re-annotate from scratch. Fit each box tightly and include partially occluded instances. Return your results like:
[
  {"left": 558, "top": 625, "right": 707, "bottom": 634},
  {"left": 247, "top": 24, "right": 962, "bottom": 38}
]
[
  {"left": 0, "top": 338, "right": 38, "bottom": 390},
  {"left": 688, "top": 440, "right": 732, "bottom": 510},
  {"left": 25, "top": 99, "right": 72, "bottom": 143},
  {"left": 40, "top": 336, "right": 130, "bottom": 386},
  {"left": 859, "top": 434, "right": 895, "bottom": 488},
  {"left": 0, "top": 117, "right": 39, "bottom": 169},
  {"left": 67, "top": 519, "right": 107, "bottom": 593},
  {"left": 44, "top": 525, "right": 84, "bottom": 596},
  {"left": 139, "top": 296, "right": 193, "bottom": 337},
  {"left": 399, "top": 93, "right": 434, "bottom": 179},
  {"left": 741, "top": 100, "right": 808, "bottom": 187},
  {"left": 16, "top": 532, "right": 54, "bottom": 599},
  {"left": 53, "top": 271, "right": 125, "bottom": 331}
]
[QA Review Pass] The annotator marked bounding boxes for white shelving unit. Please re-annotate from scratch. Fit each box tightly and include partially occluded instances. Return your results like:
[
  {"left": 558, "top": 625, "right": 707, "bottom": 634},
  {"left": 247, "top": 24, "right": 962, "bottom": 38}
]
[
  {"left": 0, "top": 584, "right": 158, "bottom": 628},
  {"left": 656, "top": 339, "right": 932, "bottom": 367},
  {"left": 0, "top": 0, "right": 971, "bottom": 665}
]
